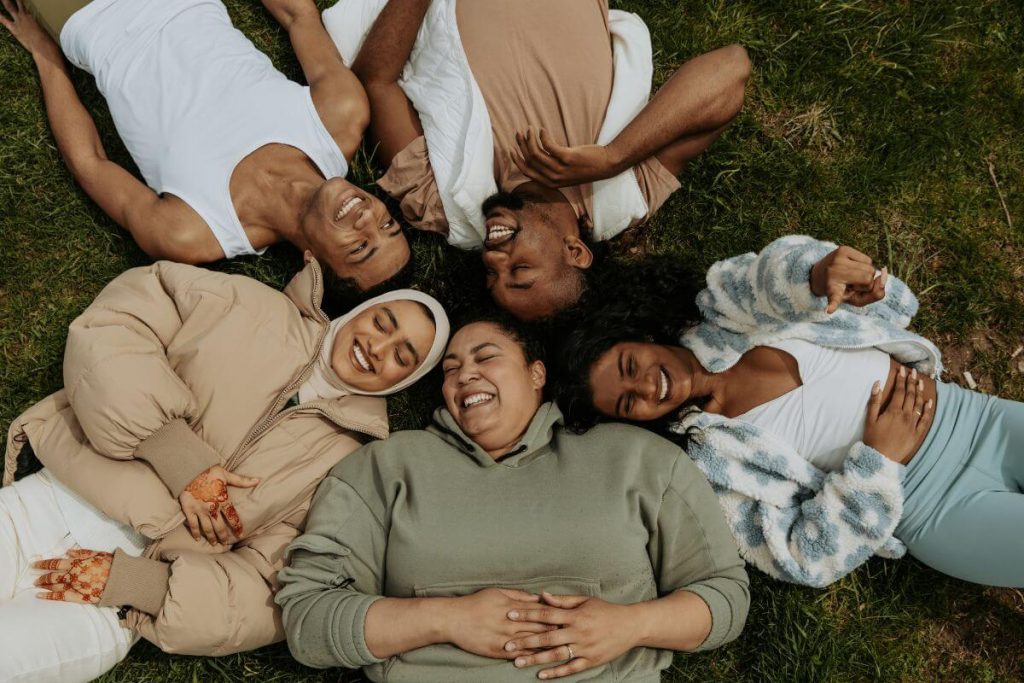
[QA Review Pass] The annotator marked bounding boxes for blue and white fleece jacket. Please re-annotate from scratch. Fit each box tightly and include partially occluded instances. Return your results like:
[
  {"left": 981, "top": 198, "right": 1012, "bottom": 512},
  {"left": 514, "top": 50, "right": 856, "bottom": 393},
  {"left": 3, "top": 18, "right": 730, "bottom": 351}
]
[{"left": 672, "top": 235, "right": 943, "bottom": 587}]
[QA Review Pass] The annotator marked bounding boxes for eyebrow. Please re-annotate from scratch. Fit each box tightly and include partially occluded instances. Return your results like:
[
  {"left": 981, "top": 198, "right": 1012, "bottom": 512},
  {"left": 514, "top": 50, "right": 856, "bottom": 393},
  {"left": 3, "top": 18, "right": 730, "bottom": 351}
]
[
  {"left": 356, "top": 246, "right": 379, "bottom": 264},
  {"left": 614, "top": 351, "right": 625, "bottom": 416}
]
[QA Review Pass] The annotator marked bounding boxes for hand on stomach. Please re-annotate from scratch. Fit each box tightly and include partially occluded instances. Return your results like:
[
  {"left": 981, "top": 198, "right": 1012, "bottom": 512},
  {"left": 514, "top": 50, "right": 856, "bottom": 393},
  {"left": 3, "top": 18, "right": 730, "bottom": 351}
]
[{"left": 863, "top": 360, "right": 937, "bottom": 464}]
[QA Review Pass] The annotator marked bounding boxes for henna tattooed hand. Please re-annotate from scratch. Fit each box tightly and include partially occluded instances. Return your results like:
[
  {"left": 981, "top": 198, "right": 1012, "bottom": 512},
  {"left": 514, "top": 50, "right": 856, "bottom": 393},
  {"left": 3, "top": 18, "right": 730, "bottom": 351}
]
[
  {"left": 179, "top": 465, "right": 259, "bottom": 545},
  {"left": 33, "top": 549, "right": 113, "bottom": 604}
]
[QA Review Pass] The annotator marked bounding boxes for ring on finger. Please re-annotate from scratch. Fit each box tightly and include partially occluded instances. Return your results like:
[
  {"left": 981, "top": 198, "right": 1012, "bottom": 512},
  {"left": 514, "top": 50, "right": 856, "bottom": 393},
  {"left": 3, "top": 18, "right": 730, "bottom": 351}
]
[{"left": 566, "top": 644, "right": 576, "bottom": 660}]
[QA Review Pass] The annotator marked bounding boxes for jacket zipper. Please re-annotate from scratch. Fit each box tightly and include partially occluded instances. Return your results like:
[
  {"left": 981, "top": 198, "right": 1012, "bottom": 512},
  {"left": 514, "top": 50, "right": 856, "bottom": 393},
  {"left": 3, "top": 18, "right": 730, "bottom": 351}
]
[{"left": 223, "top": 264, "right": 332, "bottom": 472}]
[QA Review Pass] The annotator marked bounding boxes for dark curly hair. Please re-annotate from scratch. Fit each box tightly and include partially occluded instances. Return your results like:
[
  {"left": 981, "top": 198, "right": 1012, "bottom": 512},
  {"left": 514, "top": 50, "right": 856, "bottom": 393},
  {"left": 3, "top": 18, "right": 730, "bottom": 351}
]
[
  {"left": 454, "top": 311, "right": 547, "bottom": 366},
  {"left": 548, "top": 254, "right": 706, "bottom": 446},
  {"left": 319, "top": 247, "right": 416, "bottom": 319}
]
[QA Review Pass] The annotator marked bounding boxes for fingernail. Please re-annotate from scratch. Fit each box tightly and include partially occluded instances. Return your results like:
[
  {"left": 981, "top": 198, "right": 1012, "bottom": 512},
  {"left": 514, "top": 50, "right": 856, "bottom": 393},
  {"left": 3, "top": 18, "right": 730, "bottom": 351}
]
[
  {"left": 927, "top": 399, "right": 933, "bottom": 408},
  {"left": 918, "top": 380, "right": 924, "bottom": 390},
  {"left": 899, "top": 367, "right": 906, "bottom": 377},
  {"left": 872, "top": 381, "right": 880, "bottom": 394},
  {"left": 505, "top": 642, "right": 516, "bottom": 652},
  {"left": 911, "top": 368, "right": 917, "bottom": 379},
  {"left": 515, "top": 658, "right": 526, "bottom": 668},
  {"left": 508, "top": 610, "right": 519, "bottom": 620},
  {"left": 539, "top": 674, "right": 548, "bottom": 680}
]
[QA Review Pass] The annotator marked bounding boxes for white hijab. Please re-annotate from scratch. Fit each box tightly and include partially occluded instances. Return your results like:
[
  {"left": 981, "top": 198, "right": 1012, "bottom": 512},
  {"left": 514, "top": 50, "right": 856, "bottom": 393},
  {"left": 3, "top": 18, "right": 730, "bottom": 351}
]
[{"left": 298, "top": 289, "right": 450, "bottom": 403}]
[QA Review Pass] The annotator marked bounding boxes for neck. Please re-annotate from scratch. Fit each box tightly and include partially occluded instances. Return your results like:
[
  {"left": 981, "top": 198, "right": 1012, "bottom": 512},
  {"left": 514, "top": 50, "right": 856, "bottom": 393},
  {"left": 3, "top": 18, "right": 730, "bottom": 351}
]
[
  {"left": 513, "top": 181, "right": 580, "bottom": 237},
  {"left": 673, "top": 345, "right": 727, "bottom": 403},
  {"left": 251, "top": 166, "right": 324, "bottom": 249}
]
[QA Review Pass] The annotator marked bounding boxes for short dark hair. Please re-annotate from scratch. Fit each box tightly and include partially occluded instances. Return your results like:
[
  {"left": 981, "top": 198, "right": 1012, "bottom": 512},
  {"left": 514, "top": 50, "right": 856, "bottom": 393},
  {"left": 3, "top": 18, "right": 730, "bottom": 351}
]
[{"left": 319, "top": 248, "right": 416, "bottom": 319}]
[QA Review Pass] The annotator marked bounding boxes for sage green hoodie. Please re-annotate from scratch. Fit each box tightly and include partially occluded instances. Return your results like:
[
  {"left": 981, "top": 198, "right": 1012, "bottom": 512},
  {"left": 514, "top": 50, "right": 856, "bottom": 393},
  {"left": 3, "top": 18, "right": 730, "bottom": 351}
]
[{"left": 276, "top": 403, "right": 749, "bottom": 682}]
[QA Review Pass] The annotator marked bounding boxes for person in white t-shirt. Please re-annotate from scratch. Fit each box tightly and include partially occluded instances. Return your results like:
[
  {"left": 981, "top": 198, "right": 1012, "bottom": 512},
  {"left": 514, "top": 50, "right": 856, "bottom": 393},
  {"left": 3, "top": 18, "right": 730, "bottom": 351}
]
[{"left": 2, "top": 0, "right": 411, "bottom": 294}]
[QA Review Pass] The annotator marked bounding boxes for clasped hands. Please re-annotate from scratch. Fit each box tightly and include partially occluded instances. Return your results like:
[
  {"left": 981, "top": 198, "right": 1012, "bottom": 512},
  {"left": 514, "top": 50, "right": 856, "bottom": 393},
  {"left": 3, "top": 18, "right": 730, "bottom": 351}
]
[{"left": 451, "top": 587, "right": 638, "bottom": 680}]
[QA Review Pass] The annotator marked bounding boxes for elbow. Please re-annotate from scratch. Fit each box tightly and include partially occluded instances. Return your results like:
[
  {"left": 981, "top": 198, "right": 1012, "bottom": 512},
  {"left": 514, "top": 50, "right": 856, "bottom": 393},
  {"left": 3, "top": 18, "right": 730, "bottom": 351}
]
[{"left": 147, "top": 222, "right": 219, "bottom": 266}]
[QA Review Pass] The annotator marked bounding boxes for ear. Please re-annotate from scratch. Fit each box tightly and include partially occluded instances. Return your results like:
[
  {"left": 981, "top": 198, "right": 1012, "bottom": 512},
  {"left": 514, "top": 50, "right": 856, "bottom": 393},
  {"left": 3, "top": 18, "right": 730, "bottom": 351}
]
[
  {"left": 562, "top": 235, "right": 594, "bottom": 270},
  {"left": 303, "top": 250, "right": 314, "bottom": 265},
  {"left": 529, "top": 360, "right": 547, "bottom": 390}
]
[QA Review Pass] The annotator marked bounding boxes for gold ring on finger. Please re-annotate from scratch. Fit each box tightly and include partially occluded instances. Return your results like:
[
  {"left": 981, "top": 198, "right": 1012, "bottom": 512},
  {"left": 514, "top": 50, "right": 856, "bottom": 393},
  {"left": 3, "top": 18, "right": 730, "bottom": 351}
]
[{"left": 566, "top": 644, "right": 576, "bottom": 660}]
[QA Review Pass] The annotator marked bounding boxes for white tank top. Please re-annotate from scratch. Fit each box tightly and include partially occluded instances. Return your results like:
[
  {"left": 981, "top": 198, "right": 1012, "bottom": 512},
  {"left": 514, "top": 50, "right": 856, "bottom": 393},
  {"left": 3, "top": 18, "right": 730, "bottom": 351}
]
[
  {"left": 736, "top": 339, "right": 892, "bottom": 472},
  {"left": 61, "top": 0, "right": 349, "bottom": 258}
]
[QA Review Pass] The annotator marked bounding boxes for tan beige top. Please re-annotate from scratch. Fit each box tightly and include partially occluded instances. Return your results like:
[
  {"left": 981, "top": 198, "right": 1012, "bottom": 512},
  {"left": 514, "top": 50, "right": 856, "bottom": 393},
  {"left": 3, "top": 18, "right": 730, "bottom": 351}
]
[{"left": 378, "top": 0, "right": 680, "bottom": 237}]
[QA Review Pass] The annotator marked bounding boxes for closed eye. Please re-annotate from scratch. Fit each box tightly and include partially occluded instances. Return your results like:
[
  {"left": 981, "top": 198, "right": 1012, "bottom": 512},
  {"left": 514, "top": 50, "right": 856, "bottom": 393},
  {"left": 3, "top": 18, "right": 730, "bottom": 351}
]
[
  {"left": 351, "top": 242, "right": 368, "bottom": 255},
  {"left": 394, "top": 349, "right": 408, "bottom": 368}
]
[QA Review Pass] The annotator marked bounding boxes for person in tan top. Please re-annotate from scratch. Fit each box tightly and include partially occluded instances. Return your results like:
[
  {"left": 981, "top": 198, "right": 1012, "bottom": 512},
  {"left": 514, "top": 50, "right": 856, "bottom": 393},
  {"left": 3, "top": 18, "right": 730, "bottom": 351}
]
[
  {"left": 353, "top": 0, "right": 751, "bottom": 320},
  {"left": 0, "top": 258, "right": 449, "bottom": 681}
]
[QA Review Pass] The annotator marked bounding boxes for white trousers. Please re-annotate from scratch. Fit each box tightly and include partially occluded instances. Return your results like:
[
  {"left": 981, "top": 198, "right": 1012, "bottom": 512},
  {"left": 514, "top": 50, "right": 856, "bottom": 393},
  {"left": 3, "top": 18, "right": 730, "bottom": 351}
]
[{"left": 0, "top": 470, "right": 147, "bottom": 683}]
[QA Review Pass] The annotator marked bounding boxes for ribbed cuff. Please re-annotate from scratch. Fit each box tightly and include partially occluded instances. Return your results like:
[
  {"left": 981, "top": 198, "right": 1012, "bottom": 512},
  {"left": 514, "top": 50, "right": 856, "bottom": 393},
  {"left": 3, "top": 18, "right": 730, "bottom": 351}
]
[
  {"left": 330, "top": 593, "right": 385, "bottom": 668},
  {"left": 786, "top": 240, "right": 835, "bottom": 314},
  {"left": 682, "top": 584, "right": 735, "bottom": 652},
  {"left": 99, "top": 549, "right": 170, "bottom": 616},
  {"left": 135, "top": 419, "right": 221, "bottom": 496}
]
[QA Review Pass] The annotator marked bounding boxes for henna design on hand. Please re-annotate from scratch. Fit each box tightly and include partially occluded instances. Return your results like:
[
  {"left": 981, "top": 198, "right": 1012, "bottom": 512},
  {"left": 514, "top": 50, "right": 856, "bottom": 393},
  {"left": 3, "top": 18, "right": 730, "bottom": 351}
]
[{"left": 33, "top": 550, "right": 113, "bottom": 604}]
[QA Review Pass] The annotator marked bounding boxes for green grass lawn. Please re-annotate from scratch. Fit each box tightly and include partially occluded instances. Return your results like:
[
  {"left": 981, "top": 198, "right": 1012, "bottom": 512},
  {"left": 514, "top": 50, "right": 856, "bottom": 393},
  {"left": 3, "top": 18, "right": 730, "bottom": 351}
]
[{"left": 3, "top": 0, "right": 1024, "bottom": 680}]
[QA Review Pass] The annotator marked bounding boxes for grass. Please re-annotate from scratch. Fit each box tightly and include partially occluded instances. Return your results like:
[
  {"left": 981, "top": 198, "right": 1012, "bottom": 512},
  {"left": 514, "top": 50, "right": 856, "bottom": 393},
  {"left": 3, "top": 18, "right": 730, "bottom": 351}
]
[{"left": 2, "top": 0, "right": 1024, "bottom": 680}]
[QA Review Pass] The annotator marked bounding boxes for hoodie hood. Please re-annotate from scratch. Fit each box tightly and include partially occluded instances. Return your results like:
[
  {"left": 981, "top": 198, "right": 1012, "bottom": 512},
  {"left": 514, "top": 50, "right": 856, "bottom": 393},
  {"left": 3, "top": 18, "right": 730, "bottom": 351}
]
[{"left": 427, "top": 401, "right": 563, "bottom": 468}]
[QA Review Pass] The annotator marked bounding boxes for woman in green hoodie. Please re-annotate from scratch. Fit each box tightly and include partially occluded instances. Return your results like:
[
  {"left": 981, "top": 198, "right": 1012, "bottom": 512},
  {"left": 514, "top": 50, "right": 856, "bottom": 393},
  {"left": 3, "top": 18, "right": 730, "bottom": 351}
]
[{"left": 276, "top": 317, "right": 749, "bottom": 682}]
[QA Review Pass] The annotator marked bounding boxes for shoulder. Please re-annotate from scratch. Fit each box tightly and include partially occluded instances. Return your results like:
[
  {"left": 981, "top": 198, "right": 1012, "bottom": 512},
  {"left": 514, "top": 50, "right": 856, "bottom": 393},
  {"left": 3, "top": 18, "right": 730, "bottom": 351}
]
[
  {"left": 559, "top": 421, "right": 684, "bottom": 466},
  {"left": 328, "top": 429, "right": 446, "bottom": 478}
]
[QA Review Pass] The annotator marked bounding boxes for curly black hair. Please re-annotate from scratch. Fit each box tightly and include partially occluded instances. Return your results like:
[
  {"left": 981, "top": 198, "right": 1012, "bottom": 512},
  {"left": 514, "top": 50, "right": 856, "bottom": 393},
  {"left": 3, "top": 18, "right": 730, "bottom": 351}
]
[
  {"left": 319, "top": 247, "right": 416, "bottom": 319},
  {"left": 453, "top": 310, "right": 547, "bottom": 366},
  {"left": 548, "top": 254, "right": 706, "bottom": 446}
]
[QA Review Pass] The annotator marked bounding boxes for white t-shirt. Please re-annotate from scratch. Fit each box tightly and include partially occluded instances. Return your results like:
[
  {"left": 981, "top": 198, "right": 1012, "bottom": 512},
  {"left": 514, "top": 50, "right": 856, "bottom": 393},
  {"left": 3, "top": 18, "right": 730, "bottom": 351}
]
[
  {"left": 61, "top": 0, "right": 349, "bottom": 258},
  {"left": 736, "top": 339, "right": 892, "bottom": 472}
]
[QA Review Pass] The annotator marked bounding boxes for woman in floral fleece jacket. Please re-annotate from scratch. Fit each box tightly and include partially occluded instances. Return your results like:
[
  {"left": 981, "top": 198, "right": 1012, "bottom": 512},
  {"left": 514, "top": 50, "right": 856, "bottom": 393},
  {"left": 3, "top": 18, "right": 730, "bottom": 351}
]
[{"left": 555, "top": 235, "right": 1024, "bottom": 588}]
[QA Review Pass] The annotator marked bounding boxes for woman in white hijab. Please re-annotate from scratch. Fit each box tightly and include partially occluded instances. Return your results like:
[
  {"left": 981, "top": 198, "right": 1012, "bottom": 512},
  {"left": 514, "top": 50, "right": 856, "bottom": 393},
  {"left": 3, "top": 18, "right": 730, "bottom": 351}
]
[{"left": 0, "top": 259, "right": 449, "bottom": 682}]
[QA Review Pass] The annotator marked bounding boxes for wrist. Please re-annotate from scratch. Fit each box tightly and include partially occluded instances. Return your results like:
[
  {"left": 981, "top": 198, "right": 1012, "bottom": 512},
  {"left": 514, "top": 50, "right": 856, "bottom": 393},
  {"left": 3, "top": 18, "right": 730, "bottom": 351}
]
[
  {"left": 809, "top": 261, "right": 827, "bottom": 297},
  {"left": 32, "top": 46, "right": 64, "bottom": 70},
  {"left": 431, "top": 596, "right": 461, "bottom": 645},
  {"left": 618, "top": 602, "right": 649, "bottom": 649},
  {"left": 603, "top": 142, "right": 630, "bottom": 177}
]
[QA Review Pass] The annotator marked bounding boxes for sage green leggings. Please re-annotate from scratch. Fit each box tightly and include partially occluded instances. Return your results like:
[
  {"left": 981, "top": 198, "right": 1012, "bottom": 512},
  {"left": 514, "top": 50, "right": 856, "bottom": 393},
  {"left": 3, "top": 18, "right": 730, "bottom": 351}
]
[{"left": 895, "top": 381, "right": 1024, "bottom": 587}]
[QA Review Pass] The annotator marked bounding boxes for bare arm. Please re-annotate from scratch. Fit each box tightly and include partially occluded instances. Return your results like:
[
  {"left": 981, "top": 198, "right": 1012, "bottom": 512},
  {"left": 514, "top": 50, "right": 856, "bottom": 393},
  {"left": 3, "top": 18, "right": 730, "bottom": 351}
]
[
  {"left": 2, "top": 2, "right": 219, "bottom": 263},
  {"left": 350, "top": 0, "right": 430, "bottom": 165},
  {"left": 262, "top": 0, "right": 369, "bottom": 159},
  {"left": 514, "top": 44, "right": 752, "bottom": 186}
]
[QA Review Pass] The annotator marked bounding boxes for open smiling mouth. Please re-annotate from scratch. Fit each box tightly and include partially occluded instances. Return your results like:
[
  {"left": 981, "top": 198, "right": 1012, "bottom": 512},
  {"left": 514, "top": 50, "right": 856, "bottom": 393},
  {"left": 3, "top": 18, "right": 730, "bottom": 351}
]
[
  {"left": 352, "top": 341, "right": 373, "bottom": 373},
  {"left": 659, "top": 368, "right": 670, "bottom": 402},
  {"left": 461, "top": 392, "right": 495, "bottom": 409},
  {"left": 335, "top": 195, "right": 364, "bottom": 222},
  {"left": 484, "top": 220, "right": 518, "bottom": 247}
]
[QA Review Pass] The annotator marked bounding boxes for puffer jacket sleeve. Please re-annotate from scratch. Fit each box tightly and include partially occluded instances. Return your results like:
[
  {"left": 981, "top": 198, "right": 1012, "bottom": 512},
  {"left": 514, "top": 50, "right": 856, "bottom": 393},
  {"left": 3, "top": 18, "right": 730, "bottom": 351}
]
[
  {"left": 697, "top": 235, "right": 920, "bottom": 333},
  {"left": 275, "top": 471, "right": 388, "bottom": 670},
  {"left": 113, "top": 519, "right": 302, "bottom": 656},
  {"left": 686, "top": 419, "right": 907, "bottom": 588},
  {"left": 62, "top": 263, "right": 222, "bottom": 496},
  {"left": 649, "top": 449, "right": 750, "bottom": 651}
]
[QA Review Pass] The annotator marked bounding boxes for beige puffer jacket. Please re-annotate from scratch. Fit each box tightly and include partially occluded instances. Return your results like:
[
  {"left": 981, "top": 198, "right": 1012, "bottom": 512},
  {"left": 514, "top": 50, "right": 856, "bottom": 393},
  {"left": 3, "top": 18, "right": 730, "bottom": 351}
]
[{"left": 3, "top": 260, "right": 388, "bottom": 656}]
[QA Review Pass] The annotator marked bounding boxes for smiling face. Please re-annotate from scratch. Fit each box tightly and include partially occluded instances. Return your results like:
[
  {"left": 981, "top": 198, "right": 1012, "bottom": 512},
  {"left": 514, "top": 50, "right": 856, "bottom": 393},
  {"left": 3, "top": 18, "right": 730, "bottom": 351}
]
[
  {"left": 330, "top": 300, "right": 436, "bottom": 393},
  {"left": 441, "top": 321, "right": 546, "bottom": 457},
  {"left": 480, "top": 191, "right": 593, "bottom": 321},
  {"left": 588, "top": 341, "right": 696, "bottom": 422},
  {"left": 301, "top": 178, "right": 411, "bottom": 290}
]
